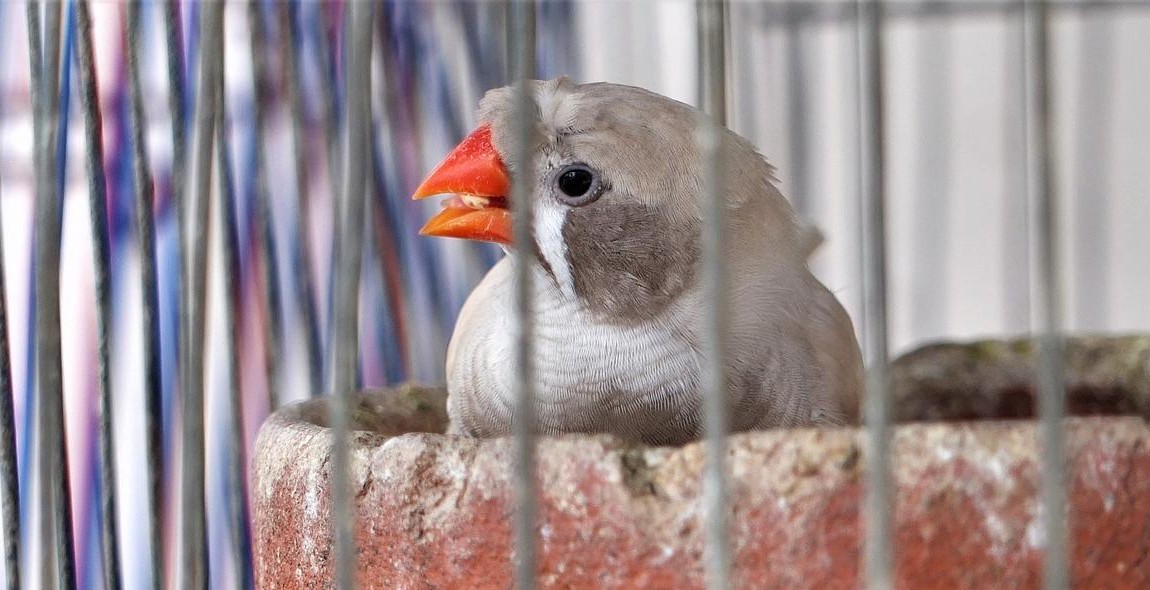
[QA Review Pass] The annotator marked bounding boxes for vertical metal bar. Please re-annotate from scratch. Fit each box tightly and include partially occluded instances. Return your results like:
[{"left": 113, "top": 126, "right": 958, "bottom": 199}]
[
  {"left": 0, "top": 58, "right": 21, "bottom": 590},
  {"left": 27, "top": 0, "right": 79, "bottom": 587},
  {"left": 74, "top": 1, "right": 122, "bottom": 587},
  {"left": 124, "top": 2, "right": 166, "bottom": 587},
  {"left": 246, "top": 0, "right": 286, "bottom": 410},
  {"left": 331, "top": 3, "right": 373, "bottom": 588},
  {"left": 1023, "top": 1, "right": 1068, "bottom": 589},
  {"left": 507, "top": 2, "right": 537, "bottom": 588},
  {"left": 23, "top": 3, "right": 48, "bottom": 585},
  {"left": 180, "top": 2, "right": 223, "bottom": 588},
  {"left": 856, "top": 0, "right": 892, "bottom": 588},
  {"left": 274, "top": 1, "right": 324, "bottom": 400},
  {"left": 163, "top": 0, "right": 190, "bottom": 352},
  {"left": 695, "top": 1, "right": 730, "bottom": 589}
]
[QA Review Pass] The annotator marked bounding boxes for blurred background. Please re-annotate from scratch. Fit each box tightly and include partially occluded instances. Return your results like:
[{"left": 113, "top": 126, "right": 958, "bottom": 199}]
[{"left": 0, "top": 0, "right": 1147, "bottom": 588}]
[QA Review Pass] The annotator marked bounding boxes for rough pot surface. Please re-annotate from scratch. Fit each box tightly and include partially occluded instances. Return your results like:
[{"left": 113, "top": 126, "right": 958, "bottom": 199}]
[{"left": 253, "top": 336, "right": 1150, "bottom": 589}]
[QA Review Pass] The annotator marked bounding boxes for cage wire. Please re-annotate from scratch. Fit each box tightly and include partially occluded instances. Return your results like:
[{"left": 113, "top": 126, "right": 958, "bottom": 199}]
[{"left": 0, "top": 0, "right": 1148, "bottom": 588}]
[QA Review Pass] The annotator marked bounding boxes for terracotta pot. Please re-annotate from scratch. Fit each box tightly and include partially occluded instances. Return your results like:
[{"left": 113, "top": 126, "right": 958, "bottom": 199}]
[{"left": 252, "top": 336, "right": 1150, "bottom": 589}]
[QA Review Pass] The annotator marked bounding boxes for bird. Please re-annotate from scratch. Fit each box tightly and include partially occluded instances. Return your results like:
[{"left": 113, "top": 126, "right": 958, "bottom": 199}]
[{"left": 411, "top": 77, "right": 863, "bottom": 446}]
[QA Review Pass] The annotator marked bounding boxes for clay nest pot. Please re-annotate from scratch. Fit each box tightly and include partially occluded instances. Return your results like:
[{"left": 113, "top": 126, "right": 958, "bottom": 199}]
[{"left": 253, "top": 335, "right": 1150, "bottom": 589}]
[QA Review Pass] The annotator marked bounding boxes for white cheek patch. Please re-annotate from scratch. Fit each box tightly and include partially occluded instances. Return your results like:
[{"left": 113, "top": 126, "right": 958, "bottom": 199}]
[{"left": 533, "top": 198, "right": 576, "bottom": 299}]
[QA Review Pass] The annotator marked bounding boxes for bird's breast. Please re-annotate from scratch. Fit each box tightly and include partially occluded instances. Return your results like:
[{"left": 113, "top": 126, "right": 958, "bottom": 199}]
[{"left": 446, "top": 259, "right": 704, "bottom": 444}]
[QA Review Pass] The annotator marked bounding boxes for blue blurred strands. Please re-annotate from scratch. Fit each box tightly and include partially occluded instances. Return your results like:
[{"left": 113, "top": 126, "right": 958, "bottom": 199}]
[
  {"left": 17, "top": 5, "right": 42, "bottom": 556},
  {"left": 245, "top": 0, "right": 287, "bottom": 411},
  {"left": 319, "top": 2, "right": 344, "bottom": 394},
  {"left": 215, "top": 94, "right": 255, "bottom": 590},
  {"left": 272, "top": 0, "right": 323, "bottom": 400},
  {"left": 0, "top": 1, "right": 575, "bottom": 586},
  {"left": 123, "top": 1, "right": 167, "bottom": 587},
  {"left": 0, "top": 4, "right": 22, "bottom": 585}
]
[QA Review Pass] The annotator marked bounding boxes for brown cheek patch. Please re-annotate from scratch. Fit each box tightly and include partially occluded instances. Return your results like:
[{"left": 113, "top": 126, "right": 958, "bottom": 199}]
[{"left": 563, "top": 202, "right": 700, "bottom": 323}]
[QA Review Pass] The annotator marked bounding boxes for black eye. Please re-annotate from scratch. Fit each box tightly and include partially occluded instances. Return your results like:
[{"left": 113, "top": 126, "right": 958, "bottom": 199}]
[
  {"left": 558, "top": 168, "right": 593, "bottom": 197},
  {"left": 552, "top": 164, "right": 603, "bottom": 206}
]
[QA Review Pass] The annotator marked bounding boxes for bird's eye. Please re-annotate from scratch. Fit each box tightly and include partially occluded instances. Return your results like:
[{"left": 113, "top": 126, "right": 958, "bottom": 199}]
[
  {"left": 552, "top": 163, "right": 603, "bottom": 206},
  {"left": 558, "top": 168, "right": 593, "bottom": 197}
]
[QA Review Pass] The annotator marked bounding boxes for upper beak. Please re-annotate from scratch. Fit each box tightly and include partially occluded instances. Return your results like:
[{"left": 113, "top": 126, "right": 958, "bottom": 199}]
[{"left": 411, "top": 124, "right": 513, "bottom": 245}]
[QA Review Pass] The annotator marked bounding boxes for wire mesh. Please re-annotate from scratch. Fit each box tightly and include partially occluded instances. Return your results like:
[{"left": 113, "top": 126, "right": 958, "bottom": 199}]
[{"left": 0, "top": 0, "right": 1147, "bottom": 588}]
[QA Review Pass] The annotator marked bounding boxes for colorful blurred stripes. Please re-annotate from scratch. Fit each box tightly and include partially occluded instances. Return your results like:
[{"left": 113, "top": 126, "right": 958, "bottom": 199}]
[{"left": 0, "top": 1, "right": 575, "bottom": 588}]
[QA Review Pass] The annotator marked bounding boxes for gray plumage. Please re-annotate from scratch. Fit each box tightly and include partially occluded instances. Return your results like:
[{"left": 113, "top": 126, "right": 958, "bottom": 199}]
[{"left": 442, "top": 78, "right": 863, "bottom": 446}]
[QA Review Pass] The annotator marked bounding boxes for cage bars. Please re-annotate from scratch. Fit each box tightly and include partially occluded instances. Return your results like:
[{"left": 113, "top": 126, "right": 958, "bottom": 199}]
[
  {"left": 507, "top": 1, "right": 539, "bottom": 588},
  {"left": 1024, "top": 1, "right": 1069, "bottom": 589},
  {"left": 26, "top": 0, "right": 78, "bottom": 587},
  {"left": 330, "top": 2, "right": 374, "bottom": 588},
  {"left": 856, "top": 0, "right": 893, "bottom": 588},
  {"left": 696, "top": 1, "right": 732, "bottom": 589},
  {"left": 0, "top": 0, "right": 1093, "bottom": 587},
  {"left": 74, "top": 1, "right": 122, "bottom": 587},
  {"left": 178, "top": 2, "right": 223, "bottom": 588}
]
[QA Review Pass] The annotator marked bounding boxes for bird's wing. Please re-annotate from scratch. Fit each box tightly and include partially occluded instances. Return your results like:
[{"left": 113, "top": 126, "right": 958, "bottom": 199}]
[{"left": 804, "top": 275, "right": 865, "bottom": 425}]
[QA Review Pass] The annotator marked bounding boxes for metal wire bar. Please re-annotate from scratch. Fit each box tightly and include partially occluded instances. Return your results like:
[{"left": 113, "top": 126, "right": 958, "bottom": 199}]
[
  {"left": 331, "top": 3, "right": 373, "bottom": 588},
  {"left": 506, "top": 1, "right": 538, "bottom": 588},
  {"left": 23, "top": 3, "right": 46, "bottom": 584},
  {"left": 161, "top": 4, "right": 189, "bottom": 584},
  {"left": 246, "top": 0, "right": 286, "bottom": 410},
  {"left": 696, "top": 1, "right": 731, "bottom": 588},
  {"left": 214, "top": 96, "right": 253, "bottom": 590},
  {"left": 162, "top": 15, "right": 190, "bottom": 565},
  {"left": 180, "top": 2, "right": 223, "bottom": 588},
  {"left": 74, "top": 1, "right": 122, "bottom": 587},
  {"left": 856, "top": 0, "right": 892, "bottom": 588},
  {"left": 1023, "top": 1, "right": 1068, "bottom": 588},
  {"left": 275, "top": 0, "right": 324, "bottom": 400},
  {"left": 27, "top": 0, "right": 79, "bottom": 587},
  {"left": 0, "top": 59, "right": 21, "bottom": 590},
  {"left": 123, "top": 3, "right": 166, "bottom": 587}
]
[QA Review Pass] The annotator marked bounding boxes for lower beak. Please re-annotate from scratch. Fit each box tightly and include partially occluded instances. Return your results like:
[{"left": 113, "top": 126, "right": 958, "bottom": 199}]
[{"left": 411, "top": 124, "right": 513, "bottom": 245}]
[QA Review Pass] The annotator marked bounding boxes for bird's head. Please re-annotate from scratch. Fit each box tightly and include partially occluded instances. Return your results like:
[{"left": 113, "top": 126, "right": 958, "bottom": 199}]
[{"left": 412, "top": 78, "right": 803, "bottom": 320}]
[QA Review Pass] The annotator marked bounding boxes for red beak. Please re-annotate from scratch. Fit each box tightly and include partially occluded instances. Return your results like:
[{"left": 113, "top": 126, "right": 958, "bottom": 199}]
[{"left": 411, "top": 124, "right": 513, "bottom": 245}]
